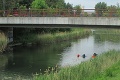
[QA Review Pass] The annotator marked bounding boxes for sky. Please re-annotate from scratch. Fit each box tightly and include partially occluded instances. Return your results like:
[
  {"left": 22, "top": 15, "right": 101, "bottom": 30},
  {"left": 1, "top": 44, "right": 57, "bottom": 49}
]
[{"left": 65, "top": 0, "right": 120, "bottom": 9}]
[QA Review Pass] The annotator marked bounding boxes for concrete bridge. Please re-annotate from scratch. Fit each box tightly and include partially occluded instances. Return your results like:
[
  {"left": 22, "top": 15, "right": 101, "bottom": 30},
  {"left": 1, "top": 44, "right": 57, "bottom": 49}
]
[
  {"left": 0, "top": 9, "right": 120, "bottom": 27},
  {"left": 0, "top": 17, "right": 120, "bottom": 27}
]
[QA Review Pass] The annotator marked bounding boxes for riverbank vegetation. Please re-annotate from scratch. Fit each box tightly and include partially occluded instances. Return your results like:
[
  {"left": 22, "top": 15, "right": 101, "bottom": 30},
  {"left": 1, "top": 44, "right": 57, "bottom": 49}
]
[
  {"left": 94, "top": 29, "right": 120, "bottom": 42},
  {"left": 0, "top": 31, "right": 8, "bottom": 53},
  {"left": 34, "top": 50, "right": 120, "bottom": 80},
  {"left": 14, "top": 28, "right": 91, "bottom": 45}
]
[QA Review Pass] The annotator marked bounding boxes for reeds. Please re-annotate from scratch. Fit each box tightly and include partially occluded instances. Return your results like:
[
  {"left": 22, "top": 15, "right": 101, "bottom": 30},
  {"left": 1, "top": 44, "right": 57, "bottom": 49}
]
[
  {"left": 34, "top": 50, "right": 120, "bottom": 80},
  {"left": 36, "top": 28, "right": 91, "bottom": 45},
  {"left": 0, "top": 31, "right": 8, "bottom": 53}
]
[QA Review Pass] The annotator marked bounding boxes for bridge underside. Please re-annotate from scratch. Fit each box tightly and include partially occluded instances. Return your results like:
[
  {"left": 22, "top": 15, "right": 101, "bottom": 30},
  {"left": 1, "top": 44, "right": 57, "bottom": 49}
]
[{"left": 0, "top": 24, "right": 120, "bottom": 28}]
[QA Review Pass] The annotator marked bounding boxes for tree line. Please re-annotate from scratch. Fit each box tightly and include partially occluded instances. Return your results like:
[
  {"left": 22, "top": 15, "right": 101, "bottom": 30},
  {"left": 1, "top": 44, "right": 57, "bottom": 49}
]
[
  {"left": 1, "top": 1, "right": 120, "bottom": 17},
  {"left": 95, "top": 2, "right": 120, "bottom": 16},
  {"left": 0, "top": 0, "right": 81, "bottom": 10}
]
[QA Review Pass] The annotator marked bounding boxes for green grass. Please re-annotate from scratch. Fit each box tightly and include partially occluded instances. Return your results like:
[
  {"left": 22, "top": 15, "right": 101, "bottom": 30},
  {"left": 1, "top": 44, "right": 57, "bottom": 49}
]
[
  {"left": 35, "top": 28, "right": 91, "bottom": 44},
  {"left": 95, "top": 59, "right": 120, "bottom": 80},
  {"left": 34, "top": 50, "right": 120, "bottom": 80}
]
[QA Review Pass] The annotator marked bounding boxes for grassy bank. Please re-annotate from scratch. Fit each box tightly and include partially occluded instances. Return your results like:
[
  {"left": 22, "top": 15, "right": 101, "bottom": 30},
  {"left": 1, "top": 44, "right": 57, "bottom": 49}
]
[
  {"left": 95, "top": 60, "right": 120, "bottom": 80},
  {"left": 14, "top": 28, "right": 91, "bottom": 45},
  {"left": 0, "top": 32, "right": 8, "bottom": 53},
  {"left": 34, "top": 50, "right": 120, "bottom": 80}
]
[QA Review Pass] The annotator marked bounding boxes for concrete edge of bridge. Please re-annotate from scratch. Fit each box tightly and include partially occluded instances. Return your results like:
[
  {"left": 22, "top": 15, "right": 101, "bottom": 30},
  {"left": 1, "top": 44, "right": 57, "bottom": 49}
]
[{"left": 0, "top": 24, "right": 120, "bottom": 28}]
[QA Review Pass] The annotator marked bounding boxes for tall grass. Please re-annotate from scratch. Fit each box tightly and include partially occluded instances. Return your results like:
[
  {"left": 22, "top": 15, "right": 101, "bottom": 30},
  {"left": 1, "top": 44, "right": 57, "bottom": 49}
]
[
  {"left": 0, "top": 31, "right": 8, "bottom": 53},
  {"left": 34, "top": 50, "right": 120, "bottom": 80},
  {"left": 36, "top": 28, "right": 91, "bottom": 45},
  {"left": 95, "top": 60, "right": 120, "bottom": 80}
]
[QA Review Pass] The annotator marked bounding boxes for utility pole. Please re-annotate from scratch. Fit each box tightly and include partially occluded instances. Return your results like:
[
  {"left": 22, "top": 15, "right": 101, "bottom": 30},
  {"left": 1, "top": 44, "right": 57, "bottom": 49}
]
[{"left": 2, "top": 0, "right": 5, "bottom": 16}]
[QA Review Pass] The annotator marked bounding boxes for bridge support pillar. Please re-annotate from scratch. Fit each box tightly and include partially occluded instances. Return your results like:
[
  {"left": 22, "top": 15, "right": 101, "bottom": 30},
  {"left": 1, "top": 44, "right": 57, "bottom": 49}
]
[{"left": 7, "top": 28, "right": 13, "bottom": 43}]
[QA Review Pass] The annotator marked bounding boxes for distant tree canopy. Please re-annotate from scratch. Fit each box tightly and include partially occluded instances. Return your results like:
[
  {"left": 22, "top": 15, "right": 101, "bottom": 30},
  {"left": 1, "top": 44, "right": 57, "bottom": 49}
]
[
  {"left": 95, "top": 2, "right": 107, "bottom": 16},
  {"left": 74, "top": 5, "right": 81, "bottom": 10},
  {"left": 45, "top": 0, "right": 57, "bottom": 8},
  {"left": 0, "top": 0, "right": 33, "bottom": 10},
  {"left": 56, "top": 0, "right": 66, "bottom": 9},
  {"left": 45, "top": 0, "right": 66, "bottom": 8},
  {"left": 31, "top": 0, "right": 48, "bottom": 9},
  {"left": 65, "top": 3, "right": 73, "bottom": 9},
  {"left": 19, "top": 0, "right": 34, "bottom": 9},
  {"left": 31, "top": 0, "right": 67, "bottom": 9},
  {"left": 95, "top": 2, "right": 120, "bottom": 17},
  {"left": 0, "top": 0, "right": 2, "bottom": 10},
  {"left": 1, "top": 0, "right": 18, "bottom": 10},
  {"left": 108, "top": 5, "right": 117, "bottom": 11},
  {"left": 0, "top": 0, "right": 74, "bottom": 10},
  {"left": 95, "top": 2, "right": 107, "bottom": 10}
]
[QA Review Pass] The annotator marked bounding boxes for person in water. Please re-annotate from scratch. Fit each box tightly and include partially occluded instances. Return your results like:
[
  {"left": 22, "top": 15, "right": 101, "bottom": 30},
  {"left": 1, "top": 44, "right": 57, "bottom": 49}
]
[
  {"left": 82, "top": 54, "right": 86, "bottom": 58},
  {"left": 92, "top": 53, "right": 97, "bottom": 58},
  {"left": 77, "top": 54, "right": 80, "bottom": 58}
]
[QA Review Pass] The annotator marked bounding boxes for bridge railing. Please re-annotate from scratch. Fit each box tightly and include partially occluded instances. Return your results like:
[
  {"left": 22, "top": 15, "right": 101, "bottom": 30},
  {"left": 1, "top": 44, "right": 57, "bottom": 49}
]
[{"left": 0, "top": 9, "right": 120, "bottom": 17}]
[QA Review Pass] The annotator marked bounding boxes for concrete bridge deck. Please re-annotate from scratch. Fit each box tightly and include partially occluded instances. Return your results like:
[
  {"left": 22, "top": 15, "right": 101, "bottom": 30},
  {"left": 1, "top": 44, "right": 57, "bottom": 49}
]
[{"left": 0, "top": 17, "right": 120, "bottom": 27}]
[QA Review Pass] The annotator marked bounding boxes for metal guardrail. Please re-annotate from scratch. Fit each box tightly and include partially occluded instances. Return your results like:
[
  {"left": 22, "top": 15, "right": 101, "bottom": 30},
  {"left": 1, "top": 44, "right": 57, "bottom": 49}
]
[{"left": 0, "top": 9, "right": 119, "bottom": 17}]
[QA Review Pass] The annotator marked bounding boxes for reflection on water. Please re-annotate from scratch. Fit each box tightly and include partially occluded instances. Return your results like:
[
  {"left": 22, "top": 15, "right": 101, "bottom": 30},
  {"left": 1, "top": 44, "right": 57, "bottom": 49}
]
[
  {"left": 0, "top": 55, "right": 8, "bottom": 70},
  {"left": 0, "top": 28, "right": 120, "bottom": 79}
]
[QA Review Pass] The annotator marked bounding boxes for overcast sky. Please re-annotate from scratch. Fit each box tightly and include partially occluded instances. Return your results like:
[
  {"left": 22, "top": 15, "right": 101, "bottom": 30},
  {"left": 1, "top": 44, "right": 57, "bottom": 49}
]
[{"left": 65, "top": 0, "right": 120, "bottom": 9}]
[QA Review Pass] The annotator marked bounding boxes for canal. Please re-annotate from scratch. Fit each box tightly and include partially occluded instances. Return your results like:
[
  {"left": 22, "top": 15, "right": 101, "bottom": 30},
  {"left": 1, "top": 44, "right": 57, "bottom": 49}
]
[{"left": 0, "top": 28, "right": 120, "bottom": 80}]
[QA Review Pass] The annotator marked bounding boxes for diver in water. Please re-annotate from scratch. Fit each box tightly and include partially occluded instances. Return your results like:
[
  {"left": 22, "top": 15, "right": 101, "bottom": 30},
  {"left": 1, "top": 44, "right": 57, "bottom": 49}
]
[
  {"left": 82, "top": 54, "right": 86, "bottom": 58},
  {"left": 92, "top": 53, "right": 97, "bottom": 58}
]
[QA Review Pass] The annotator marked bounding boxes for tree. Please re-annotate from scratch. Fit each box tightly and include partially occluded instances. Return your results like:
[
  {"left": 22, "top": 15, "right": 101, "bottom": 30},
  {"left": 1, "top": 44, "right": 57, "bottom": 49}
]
[
  {"left": 65, "top": 2, "right": 73, "bottom": 9},
  {"left": 56, "top": 0, "right": 66, "bottom": 9},
  {"left": 31, "top": 0, "right": 48, "bottom": 9},
  {"left": 0, "top": 0, "right": 30, "bottom": 10},
  {"left": 95, "top": 2, "right": 107, "bottom": 16},
  {"left": 45, "top": 0, "right": 66, "bottom": 9},
  {"left": 74, "top": 5, "right": 81, "bottom": 10},
  {"left": 2, "top": 0, "right": 20, "bottom": 10},
  {"left": 107, "top": 5, "right": 117, "bottom": 16},
  {"left": 45, "top": 0, "right": 57, "bottom": 8},
  {"left": 116, "top": 3, "right": 120, "bottom": 17},
  {"left": 74, "top": 5, "right": 82, "bottom": 16},
  {"left": 19, "top": 0, "right": 34, "bottom": 9},
  {"left": 0, "top": 0, "right": 2, "bottom": 10}
]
